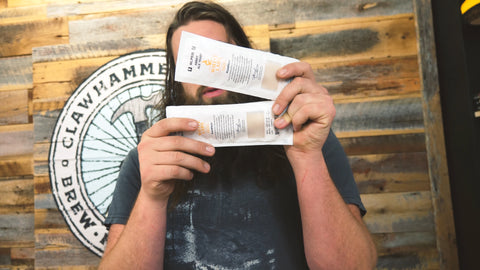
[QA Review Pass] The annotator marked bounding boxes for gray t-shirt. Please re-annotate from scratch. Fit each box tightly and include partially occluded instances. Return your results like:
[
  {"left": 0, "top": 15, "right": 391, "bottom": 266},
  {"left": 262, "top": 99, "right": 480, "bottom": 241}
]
[{"left": 104, "top": 130, "right": 365, "bottom": 269}]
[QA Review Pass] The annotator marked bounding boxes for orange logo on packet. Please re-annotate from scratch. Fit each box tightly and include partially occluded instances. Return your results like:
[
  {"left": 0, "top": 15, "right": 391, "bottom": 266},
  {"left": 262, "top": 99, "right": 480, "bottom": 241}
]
[
  {"left": 202, "top": 56, "right": 226, "bottom": 73},
  {"left": 196, "top": 122, "right": 211, "bottom": 136}
]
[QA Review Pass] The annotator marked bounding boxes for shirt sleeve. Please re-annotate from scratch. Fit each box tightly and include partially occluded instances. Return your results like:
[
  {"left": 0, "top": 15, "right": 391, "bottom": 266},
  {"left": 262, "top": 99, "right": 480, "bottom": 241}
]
[
  {"left": 322, "top": 130, "right": 366, "bottom": 216},
  {"left": 104, "top": 147, "right": 141, "bottom": 227}
]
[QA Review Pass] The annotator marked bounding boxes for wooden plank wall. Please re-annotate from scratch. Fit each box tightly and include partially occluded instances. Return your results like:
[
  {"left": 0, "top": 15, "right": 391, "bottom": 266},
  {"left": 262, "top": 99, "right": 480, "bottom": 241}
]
[{"left": 0, "top": 0, "right": 458, "bottom": 269}]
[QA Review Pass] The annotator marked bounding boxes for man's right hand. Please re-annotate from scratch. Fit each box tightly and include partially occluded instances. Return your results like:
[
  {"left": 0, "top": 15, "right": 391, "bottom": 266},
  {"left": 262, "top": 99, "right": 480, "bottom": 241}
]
[{"left": 137, "top": 118, "right": 215, "bottom": 203}]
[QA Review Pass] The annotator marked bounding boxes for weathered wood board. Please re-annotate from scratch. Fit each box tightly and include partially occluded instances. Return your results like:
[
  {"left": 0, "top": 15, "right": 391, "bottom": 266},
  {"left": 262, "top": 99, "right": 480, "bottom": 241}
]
[{"left": 0, "top": 0, "right": 458, "bottom": 269}]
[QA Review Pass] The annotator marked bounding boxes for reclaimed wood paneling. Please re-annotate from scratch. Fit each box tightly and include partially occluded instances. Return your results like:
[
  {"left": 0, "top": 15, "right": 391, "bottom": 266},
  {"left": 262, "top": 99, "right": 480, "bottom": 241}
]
[
  {"left": 34, "top": 229, "right": 100, "bottom": 268},
  {"left": 270, "top": 15, "right": 418, "bottom": 63},
  {"left": 0, "top": 177, "right": 34, "bottom": 215},
  {"left": 0, "top": 90, "right": 30, "bottom": 125},
  {"left": 0, "top": 0, "right": 458, "bottom": 269},
  {"left": 0, "top": 155, "right": 32, "bottom": 178},
  {"left": 0, "top": 17, "right": 69, "bottom": 57},
  {"left": 413, "top": 0, "right": 459, "bottom": 268},
  {"left": 0, "top": 5, "right": 46, "bottom": 23},
  {"left": 0, "top": 55, "right": 32, "bottom": 91},
  {"left": 350, "top": 152, "right": 430, "bottom": 194},
  {"left": 314, "top": 56, "right": 420, "bottom": 100}
]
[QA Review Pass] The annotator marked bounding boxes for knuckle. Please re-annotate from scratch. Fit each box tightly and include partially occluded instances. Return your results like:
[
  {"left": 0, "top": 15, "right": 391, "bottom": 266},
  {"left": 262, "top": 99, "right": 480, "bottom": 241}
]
[
  {"left": 169, "top": 136, "right": 183, "bottom": 146},
  {"left": 167, "top": 165, "right": 182, "bottom": 178},
  {"left": 172, "top": 151, "right": 185, "bottom": 163}
]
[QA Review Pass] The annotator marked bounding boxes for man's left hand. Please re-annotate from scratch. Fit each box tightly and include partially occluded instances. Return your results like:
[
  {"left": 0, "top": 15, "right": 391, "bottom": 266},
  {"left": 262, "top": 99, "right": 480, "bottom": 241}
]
[{"left": 273, "top": 62, "right": 335, "bottom": 157}]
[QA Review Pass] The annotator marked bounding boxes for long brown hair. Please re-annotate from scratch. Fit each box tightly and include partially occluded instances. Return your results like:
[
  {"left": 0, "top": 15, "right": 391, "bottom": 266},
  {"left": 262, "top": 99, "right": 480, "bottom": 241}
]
[
  {"left": 159, "top": 1, "right": 252, "bottom": 115},
  {"left": 159, "top": 1, "right": 291, "bottom": 207}
]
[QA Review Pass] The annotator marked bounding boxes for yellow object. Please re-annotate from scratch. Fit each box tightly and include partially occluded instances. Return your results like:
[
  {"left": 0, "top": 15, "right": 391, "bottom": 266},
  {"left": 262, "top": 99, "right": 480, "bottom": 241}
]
[{"left": 461, "top": 0, "right": 480, "bottom": 14}]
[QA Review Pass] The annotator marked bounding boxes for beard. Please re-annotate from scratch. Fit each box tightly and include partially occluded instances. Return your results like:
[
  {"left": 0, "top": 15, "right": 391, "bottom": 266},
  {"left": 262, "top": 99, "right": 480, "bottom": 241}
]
[{"left": 168, "top": 83, "right": 288, "bottom": 206}]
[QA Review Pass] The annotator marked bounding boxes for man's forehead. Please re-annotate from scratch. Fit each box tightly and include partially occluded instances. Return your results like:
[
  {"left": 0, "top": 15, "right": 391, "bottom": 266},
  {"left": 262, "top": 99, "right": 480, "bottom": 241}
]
[{"left": 172, "top": 20, "right": 229, "bottom": 61}]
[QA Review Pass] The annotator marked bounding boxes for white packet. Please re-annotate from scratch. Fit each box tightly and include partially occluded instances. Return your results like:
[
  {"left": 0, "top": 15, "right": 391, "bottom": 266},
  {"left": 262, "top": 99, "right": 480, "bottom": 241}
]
[
  {"left": 175, "top": 31, "right": 299, "bottom": 100},
  {"left": 166, "top": 101, "right": 293, "bottom": 147}
]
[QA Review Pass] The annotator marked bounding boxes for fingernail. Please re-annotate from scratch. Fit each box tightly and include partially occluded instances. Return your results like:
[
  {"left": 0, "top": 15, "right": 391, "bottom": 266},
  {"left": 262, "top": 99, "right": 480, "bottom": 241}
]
[
  {"left": 203, "top": 162, "right": 210, "bottom": 171},
  {"left": 276, "top": 118, "right": 286, "bottom": 127},
  {"left": 188, "top": 121, "right": 198, "bottom": 128},
  {"left": 206, "top": 145, "right": 215, "bottom": 153},
  {"left": 273, "top": 104, "right": 280, "bottom": 114},
  {"left": 278, "top": 68, "right": 287, "bottom": 77}
]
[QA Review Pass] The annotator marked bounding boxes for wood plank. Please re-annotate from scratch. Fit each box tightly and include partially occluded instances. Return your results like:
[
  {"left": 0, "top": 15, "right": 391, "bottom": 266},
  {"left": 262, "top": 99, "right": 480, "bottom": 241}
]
[
  {"left": 35, "top": 229, "right": 101, "bottom": 266},
  {"left": 34, "top": 175, "right": 51, "bottom": 195},
  {"left": 0, "top": 213, "right": 34, "bottom": 243},
  {"left": 46, "top": 0, "right": 174, "bottom": 18},
  {"left": 34, "top": 248, "right": 101, "bottom": 267},
  {"left": 363, "top": 191, "right": 432, "bottom": 214},
  {"left": 33, "top": 35, "right": 165, "bottom": 63},
  {"left": 0, "top": 155, "right": 33, "bottom": 178},
  {"left": 33, "top": 82, "right": 75, "bottom": 101},
  {"left": 33, "top": 143, "right": 50, "bottom": 165},
  {"left": 290, "top": 0, "right": 413, "bottom": 22},
  {"left": 362, "top": 191, "right": 434, "bottom": 233},
  {"left": 9, "top": 246, "right": 34, "bottom": 270},
  {"left": 332, "top": 97, "right": 424, "bottom": 133},
  {"left": 7, "top": 0, "right": 50, "bottom": 8},
  {"left": 373, "top": 231, "right": 436, "bottom": 255},
  {"left": 32, "top": 56, "right": 116, "bottom": 84},
  {"left": 350, "top": 152, "right": 430, "bottom": 194},
  {"left": 34, "top": 209, "right": 67, "bottom": 230},
  {"left": 365, "top": 210, "right": 434, "bottom": 234},
  {"left": 269, "top": 14, "right": 418, "bottom": 63},
  {"left": 35, "top": 193, "right": 57, "bottom": 211},
  {"left": 243, "top": 25, "right": 270, "bottom": 51},
  {"left": 312, "top": 56, "right": 421, "bottom": 101},
  {"left": 0, "top": 124, "right": 33, "bottom": 157},
  {"left": 0, "top": 89, "right": 30, "bottom": 125},
  {"left": 0, "top": 5, "right": 46, "bottom": 24},
  {"left": 58, "top": 0, "right": 413, "bottom": 44},
  {"left": 10, "top": 247, "right": 34, "bottom": 260},
  {"left": 413, "top": 0, "right": 459, "bottom": 269},
  {"left": 32, "top": 25, "right": 266, "bottom": 64},
  {"left": 0, "top": 56, "right": 32, "bottom": 91},
  {"left": 32, "top": 98, "right": 67, "bottom": 115},
  {"left": 68, "top": 8, "right": 173, "bottom": 44},
  {"left": 34, "top": 159, "right": 49, "bottom": 176},
  {"left": 33, "top": 110, "right": 60, "bottom": 144},
  {"left": 35, "top": 266, "right": 98, "bottom": 270},
  {"left": 0, "top": 247, "right": 11, "bottom": 266},
  {"left": 0, "top": 17, "right": 69, "bottom": 57},
  {"left": 376, "top": 248, "right": 439, "bottom": 269},
  {"left": 337, "top": 130, "right": 426, "bottom": 156},
  {"left": 8, "top": 0, "right": 97, "bottom": 8},
  {"left": 44, "top": 0, "right": 412, "bottom": 22},
  {"left": 0, "top": 177, "right": 34, "bottom": 214}
]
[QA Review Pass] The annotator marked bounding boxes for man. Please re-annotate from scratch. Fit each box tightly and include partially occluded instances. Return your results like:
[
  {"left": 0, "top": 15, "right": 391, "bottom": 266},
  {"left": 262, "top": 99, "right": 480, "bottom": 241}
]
[{"left": 99, "top": 1, "right": 377, "bottom": 269}]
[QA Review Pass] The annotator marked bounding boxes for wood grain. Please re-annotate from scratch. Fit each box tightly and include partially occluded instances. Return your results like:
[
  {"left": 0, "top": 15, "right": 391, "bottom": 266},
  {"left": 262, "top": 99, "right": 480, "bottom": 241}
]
[
  {"left": 0, "top": 89, "right": 30, "bottom": 125},
  {"left": 413, "top": 0, "right": 459, "bottom": 268},
  {"left": 0, "top": 0, "right": 458, "bottom": 268},
  {"left": 0, "top": 17, "right": 68, "bottom": 57},
  {"left": 0, "top": 56, "right": 32, "bottom": 91}
]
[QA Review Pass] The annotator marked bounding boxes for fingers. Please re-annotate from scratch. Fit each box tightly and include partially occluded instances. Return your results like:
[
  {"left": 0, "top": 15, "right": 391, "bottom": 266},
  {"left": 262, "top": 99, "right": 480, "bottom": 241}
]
[
  {"left": 272, "top": 62, "right": 334, "bottom": 132},
  {"left": 141, "top": 135, "right": 215, "bottom": 157},
  {"left": 140, "top": 151, "right": 211, "bottom": 182},
  {"left": 144, "top": 117, "right": 199, "bottom": 138},
  {"left": 276, "top": 61, "right": 315, "bottom": 81},
  {"left": 273, "top": 62, "right": 327, "bottom": 118},
  {"left": 275, "top": 94, "right": 334, "bottom": 130},
  {"left": 137, "top": 118, "right": 216, "bottom": 201}
]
